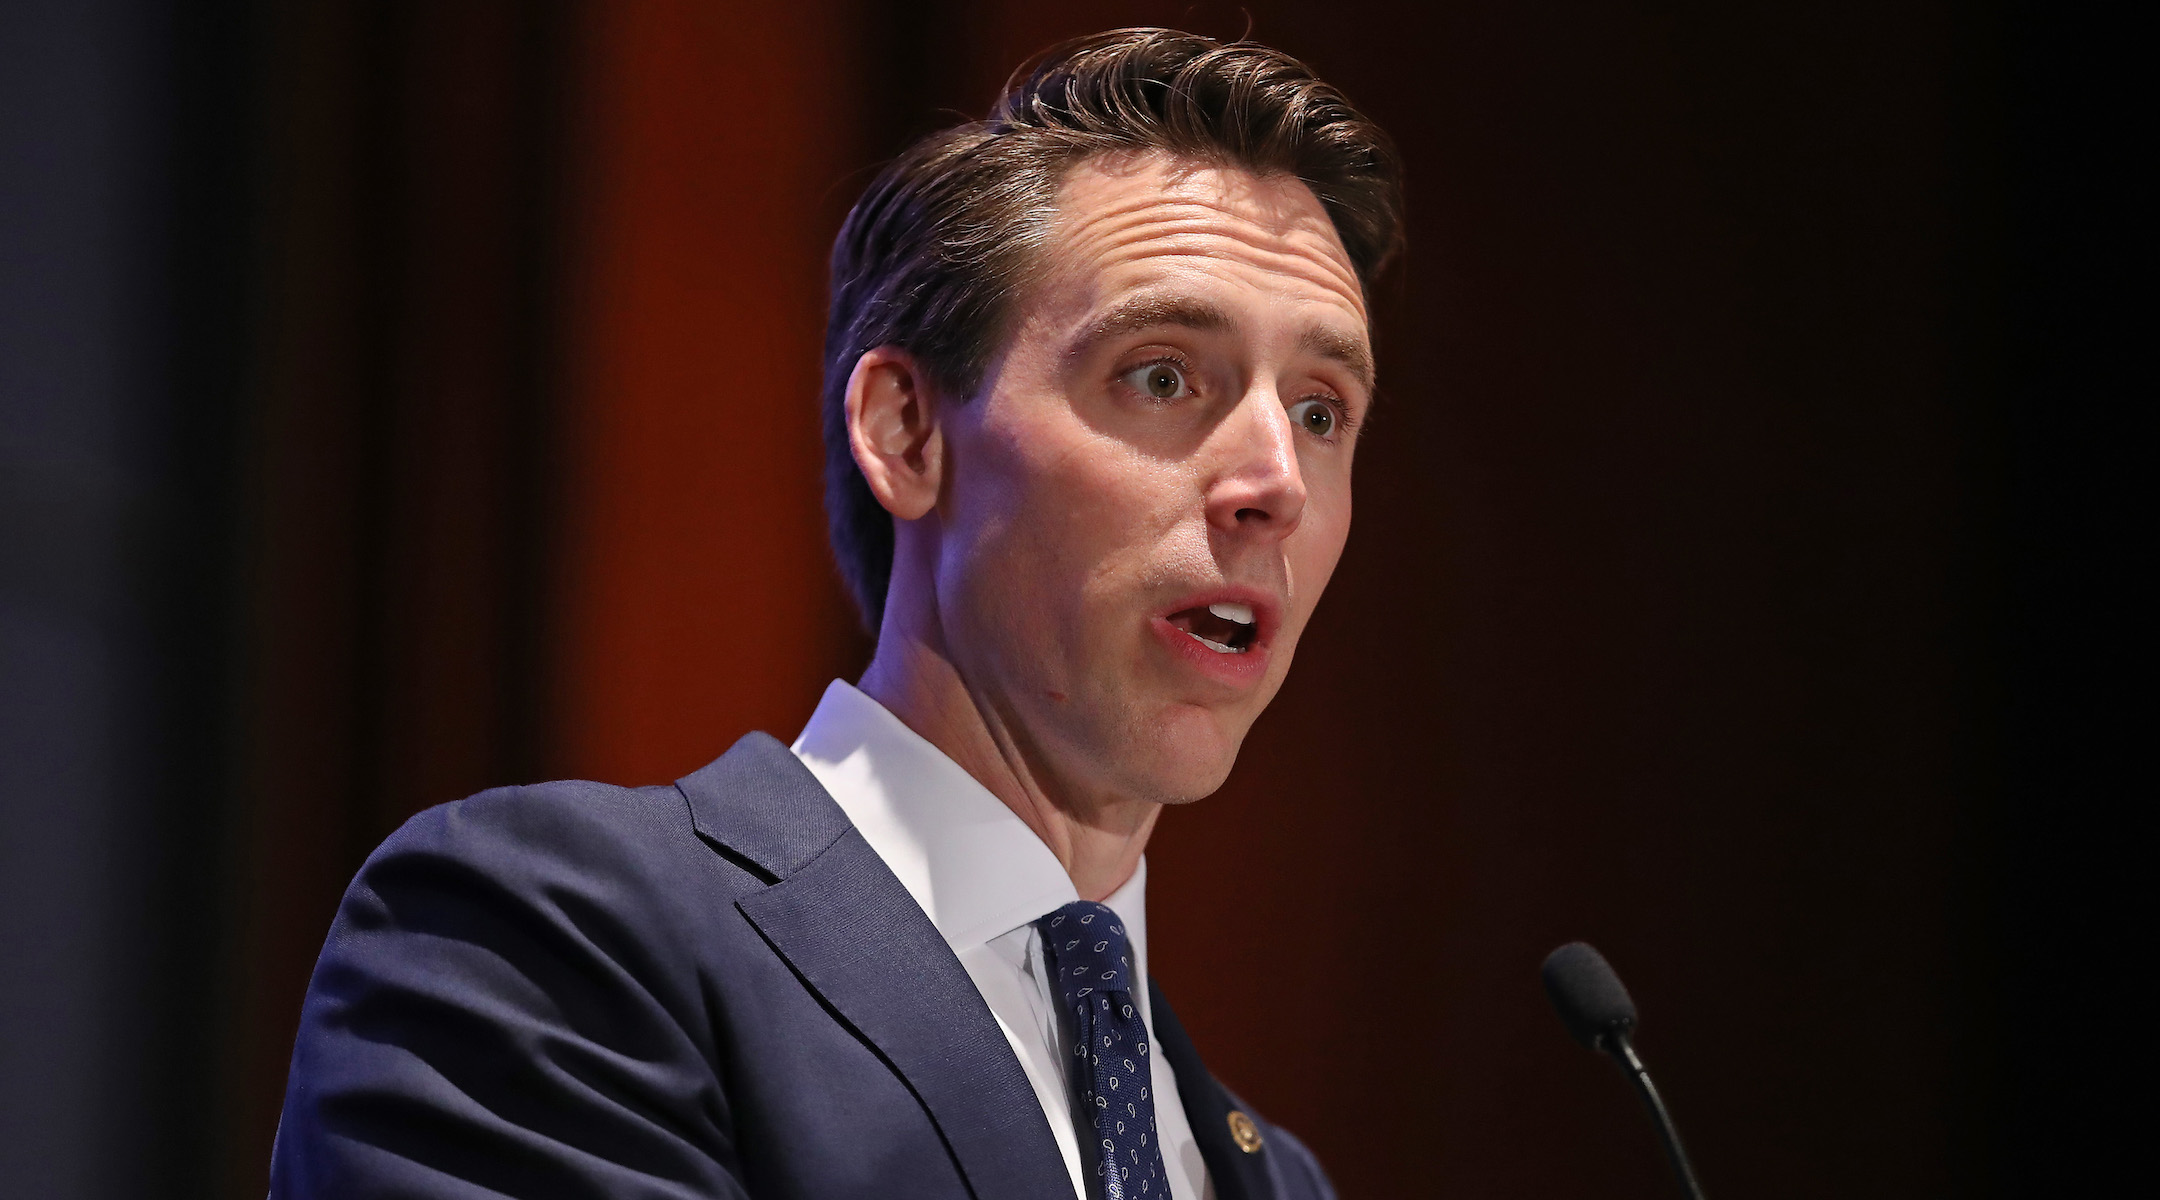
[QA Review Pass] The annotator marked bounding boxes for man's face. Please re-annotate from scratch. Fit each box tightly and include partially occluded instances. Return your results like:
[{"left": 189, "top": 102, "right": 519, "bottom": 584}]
[{"left": 930, "top": 152, "right": 1373, "bottom": 807}]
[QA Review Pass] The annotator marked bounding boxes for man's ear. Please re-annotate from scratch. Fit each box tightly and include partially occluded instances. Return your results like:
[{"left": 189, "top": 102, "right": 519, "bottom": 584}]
[{"left": 844, "top": 346, "right": 944, "bottom": 522}]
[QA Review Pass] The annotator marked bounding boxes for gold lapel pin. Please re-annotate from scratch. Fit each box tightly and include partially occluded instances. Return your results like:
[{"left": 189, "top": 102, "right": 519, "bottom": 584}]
[{"left": 1226, "top": 1110, "right": 1264, "bottom": 1154}]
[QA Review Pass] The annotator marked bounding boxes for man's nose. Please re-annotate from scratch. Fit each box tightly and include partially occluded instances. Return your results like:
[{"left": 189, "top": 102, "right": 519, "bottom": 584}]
[{"left": 1204, "top": 388, "right": 1307, "bottom": 539}]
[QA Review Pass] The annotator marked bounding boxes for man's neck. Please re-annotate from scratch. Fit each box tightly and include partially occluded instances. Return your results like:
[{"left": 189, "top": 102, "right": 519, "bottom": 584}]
[{"left": 857, "top": 631, "right": 1159, "bottom": 903}]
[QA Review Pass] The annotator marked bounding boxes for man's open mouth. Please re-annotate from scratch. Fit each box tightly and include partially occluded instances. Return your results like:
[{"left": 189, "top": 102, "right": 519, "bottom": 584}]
[{"left": 1164, "top": 601, "right": 1258, "bottom": 654}]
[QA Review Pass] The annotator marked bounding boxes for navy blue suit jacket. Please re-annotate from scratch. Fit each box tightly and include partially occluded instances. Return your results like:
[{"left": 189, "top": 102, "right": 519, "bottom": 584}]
[{"left": 272, "top": 732, "right": 1335, "bottom": 1199}]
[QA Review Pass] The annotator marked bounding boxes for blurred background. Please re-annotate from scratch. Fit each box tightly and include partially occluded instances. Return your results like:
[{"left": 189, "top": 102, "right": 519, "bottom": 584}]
[{"left": 1, "top": 1, "right": 2139, "bottom": 1197}]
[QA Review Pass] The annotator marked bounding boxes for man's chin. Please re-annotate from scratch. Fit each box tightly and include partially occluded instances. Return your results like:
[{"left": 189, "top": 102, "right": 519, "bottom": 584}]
[
  {"left": 1100, "top": 759, "right": 1234, "bottom": 808},
  {"left": 1114, "top": 710, "right": 1246, "bottom": 805}
]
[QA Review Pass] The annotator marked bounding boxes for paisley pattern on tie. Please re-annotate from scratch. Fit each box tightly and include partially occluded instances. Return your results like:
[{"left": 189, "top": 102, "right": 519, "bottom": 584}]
[{"left": 1038, "top": 901, "right": 1167, "bottom": 1200}]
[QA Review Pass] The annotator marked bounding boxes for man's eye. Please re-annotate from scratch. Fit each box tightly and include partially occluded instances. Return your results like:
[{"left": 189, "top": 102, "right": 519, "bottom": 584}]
[
  {"left": 1288, "top": 397, "right": 1338, "bottom": 438},
  {"left": 1122, "top": 362, "right": 1191, "bottom": 401}
]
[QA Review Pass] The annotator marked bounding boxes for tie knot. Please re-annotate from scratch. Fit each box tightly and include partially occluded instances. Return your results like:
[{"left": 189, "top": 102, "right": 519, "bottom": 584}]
[{"left": 1036, "top": 900, "right": 1134, "bottom": 995}]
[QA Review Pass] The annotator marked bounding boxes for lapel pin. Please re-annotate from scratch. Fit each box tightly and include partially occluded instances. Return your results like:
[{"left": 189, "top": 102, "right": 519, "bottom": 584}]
[{"left": 1225, "top": 1110, "right": 1264, "bottom": 1154}]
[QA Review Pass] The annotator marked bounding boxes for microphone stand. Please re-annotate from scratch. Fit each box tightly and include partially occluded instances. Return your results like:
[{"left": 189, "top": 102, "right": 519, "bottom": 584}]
[{"left": 1606, "top": 1031, "right": 1706, "bottom": 1200}]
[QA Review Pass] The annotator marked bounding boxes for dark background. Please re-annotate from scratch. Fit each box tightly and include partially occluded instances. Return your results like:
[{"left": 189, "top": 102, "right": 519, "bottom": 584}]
[{"left": 0, "top": 1, "right": 2139, "bottom": 1197}]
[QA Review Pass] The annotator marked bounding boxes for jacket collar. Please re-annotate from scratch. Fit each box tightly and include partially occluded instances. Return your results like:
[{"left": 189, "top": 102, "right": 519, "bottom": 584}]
[
  {"left": 789, "top": 680, "right": 1083, "bottom": 952},
  {"left": 676, "top": 733, "right": 1070, "bottom": 1200}
]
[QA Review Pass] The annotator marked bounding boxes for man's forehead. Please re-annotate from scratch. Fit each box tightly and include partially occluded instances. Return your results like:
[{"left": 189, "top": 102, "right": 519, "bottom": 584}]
[
  {"left": 1030, "top": 154, "right": 1372, "bottom": 365},
  {"left": 1045, "top": 156, "right": 1363, "bottom": 306},
  {"left": 1055, "top": 152, "right": 1335, "bottom": 233}
]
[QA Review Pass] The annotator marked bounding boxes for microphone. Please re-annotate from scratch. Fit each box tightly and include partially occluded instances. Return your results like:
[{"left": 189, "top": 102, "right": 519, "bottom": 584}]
[{"left": 1541, "top": 942, "right": 1707, "bottom": 1200}]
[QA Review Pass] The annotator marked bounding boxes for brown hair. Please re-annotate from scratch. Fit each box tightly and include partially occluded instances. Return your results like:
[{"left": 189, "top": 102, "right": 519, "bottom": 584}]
[{"left": 821, "top": 27, "right": 1405, "bottom": 629}]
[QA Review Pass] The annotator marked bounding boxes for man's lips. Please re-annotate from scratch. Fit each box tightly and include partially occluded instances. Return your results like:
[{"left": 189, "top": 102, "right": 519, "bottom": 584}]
[{"left": 1150, "top": 587, "right": 1281, "bottom": 684}]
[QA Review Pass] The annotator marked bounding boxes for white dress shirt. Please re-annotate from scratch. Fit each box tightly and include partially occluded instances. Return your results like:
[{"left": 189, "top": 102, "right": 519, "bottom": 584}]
[{"left": 791, "top": 680, "right": 1213, "bottom": 1200}]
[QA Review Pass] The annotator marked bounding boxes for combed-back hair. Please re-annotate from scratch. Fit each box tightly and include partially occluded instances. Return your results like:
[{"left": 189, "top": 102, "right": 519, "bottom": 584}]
[{"left": 821, "top": 27, "right": 1405, "bottom": 629}]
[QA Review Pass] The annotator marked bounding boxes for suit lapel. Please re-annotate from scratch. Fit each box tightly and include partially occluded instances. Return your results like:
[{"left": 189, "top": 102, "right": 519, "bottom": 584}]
[
  {"left": 1150, "top": 980, "right": 1277, "bottom": 1200},
  {"left": 679, "top": 735, "right": 1069, "bottom": 1200}
]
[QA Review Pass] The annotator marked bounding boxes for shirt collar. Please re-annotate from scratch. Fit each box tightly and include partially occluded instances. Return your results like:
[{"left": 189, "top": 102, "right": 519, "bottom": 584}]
[{"left": 791, "top": 680, "right": 1149, "bottom": 956}]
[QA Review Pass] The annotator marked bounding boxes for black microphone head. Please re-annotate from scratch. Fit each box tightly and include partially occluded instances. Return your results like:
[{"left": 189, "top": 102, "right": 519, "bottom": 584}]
[{"left": 1542, "top": 941, "right": 1639, "bottom": 1052}]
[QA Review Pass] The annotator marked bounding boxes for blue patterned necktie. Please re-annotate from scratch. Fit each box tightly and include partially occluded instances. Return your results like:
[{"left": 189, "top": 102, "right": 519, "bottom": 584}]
[{"left": 1038, "top": 900, "right": 1169, "bottom": 1199}]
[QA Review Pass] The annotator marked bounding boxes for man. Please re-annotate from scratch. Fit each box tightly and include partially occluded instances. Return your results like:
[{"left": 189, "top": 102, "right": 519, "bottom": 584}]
[{"left": 272, "top": 28, "right": 1402, "bottom": 1200}]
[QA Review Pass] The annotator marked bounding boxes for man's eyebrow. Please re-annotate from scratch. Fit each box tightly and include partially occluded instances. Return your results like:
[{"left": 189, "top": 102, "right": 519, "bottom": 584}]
[
  {"left": 1065, "top": 292, "right": 1375, "bottom": 393},
  {"left": 1299, "top": 324, "right": 1375, "bottom": 393},
  {"left": 1067, "top": 295, "right": 1238, "bottom": 360}
]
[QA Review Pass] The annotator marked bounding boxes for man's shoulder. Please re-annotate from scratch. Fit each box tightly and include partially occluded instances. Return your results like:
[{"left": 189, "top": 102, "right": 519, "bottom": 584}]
[
  {"left": 387, "top": 774, "right": 687, "bottom": 862},
  {"left": 341, "top": 732, "right": 852, "bottom": 954},
  {"left": 362, "top": 770, "right": 689, "bottom": 908},
  {"left": 375, "top": 730, "right": 841, "bottom": 884},
  {"left": 278, "top": 732, "right": 879, "bottom": 1198}
]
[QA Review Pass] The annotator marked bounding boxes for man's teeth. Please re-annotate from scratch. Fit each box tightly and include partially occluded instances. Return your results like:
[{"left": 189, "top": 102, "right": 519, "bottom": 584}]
[
  {"left": 1207, "top": 601, "right": 1255, "bottom": 626},
  {"left": 1190, "top": 633, "right": 1239, "bottom": 654}
]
